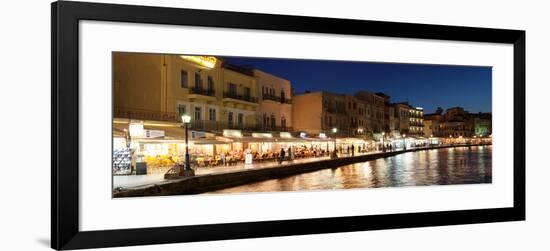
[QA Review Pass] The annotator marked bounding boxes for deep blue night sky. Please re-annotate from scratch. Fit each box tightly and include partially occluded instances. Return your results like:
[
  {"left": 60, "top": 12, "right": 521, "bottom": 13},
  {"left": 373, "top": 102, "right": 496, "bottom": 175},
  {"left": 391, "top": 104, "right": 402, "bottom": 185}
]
[{"left": 224, "top": 56, "right": 492, "bottom": 114}]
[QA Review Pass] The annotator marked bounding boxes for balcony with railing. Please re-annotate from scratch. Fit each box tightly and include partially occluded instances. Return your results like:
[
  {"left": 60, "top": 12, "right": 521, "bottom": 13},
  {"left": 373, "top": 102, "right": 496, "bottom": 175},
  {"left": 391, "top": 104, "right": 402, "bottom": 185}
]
[
  {"left": 189, "top": 87, "right": 215, "bottom": 97},
  {"left": 262, "top": 93, "right": 291, "bottom": 104},
  {"left": 188, "top": 120, "right": 262, "bottom": 132},
  {"left": 223, "top": 92, "right": 258, "bottom": 103},
  {"left": 113, "top": 107, "right": 297, "bottom": 133}
]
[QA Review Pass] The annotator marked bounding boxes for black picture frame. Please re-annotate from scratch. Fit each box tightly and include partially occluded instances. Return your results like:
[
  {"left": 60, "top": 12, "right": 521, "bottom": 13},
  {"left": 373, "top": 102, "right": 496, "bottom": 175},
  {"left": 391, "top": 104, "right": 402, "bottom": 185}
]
[{"left": 51, "top": 1, "right": 525, "bottom": 250}]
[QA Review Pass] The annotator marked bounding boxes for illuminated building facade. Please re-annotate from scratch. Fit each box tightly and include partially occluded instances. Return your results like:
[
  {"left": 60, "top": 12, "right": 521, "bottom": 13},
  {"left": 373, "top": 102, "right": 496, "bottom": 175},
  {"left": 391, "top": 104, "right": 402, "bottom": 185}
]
[
  {"left": 345, "top": 95, "right": 367, "bottom": 137},
  {"left": 424, "top": 112, "right": 444, "bottom": 137},
  {"left": 254, "top": 69, "right": 293, "bottom": 132},
  {"left": 393, "top": 103, "right": 411, "bottom": 135},
  {"left": 113, "top": 53, "right": 259, "bottom": 132},
  {"left": 292, "top": 91, "right": 348, "bottom": 136},
  {"left": 354, "top": 91, "right": 386, "bottom": 135},
  {"left": 409, "top": 106, "right": 424, "bottom": 136},
  {"left": 424, "top": 107, "right": 491, "bottom": 138},
  {"left": 441, "top": 107, "right": 474, "bottom": 137}
]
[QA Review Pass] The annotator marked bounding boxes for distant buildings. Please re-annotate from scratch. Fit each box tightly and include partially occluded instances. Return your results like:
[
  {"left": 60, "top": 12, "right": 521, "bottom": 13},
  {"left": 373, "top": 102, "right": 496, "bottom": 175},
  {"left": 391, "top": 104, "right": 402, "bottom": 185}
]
[
  {"left": 423, "top": 107, "right": 491, "bottom": 138},
  {"left": 291, "top": 91, "right": 427, "bottom": 140},
  {"left": 472, "top": 112, "right": 492, "bottom": 137}
]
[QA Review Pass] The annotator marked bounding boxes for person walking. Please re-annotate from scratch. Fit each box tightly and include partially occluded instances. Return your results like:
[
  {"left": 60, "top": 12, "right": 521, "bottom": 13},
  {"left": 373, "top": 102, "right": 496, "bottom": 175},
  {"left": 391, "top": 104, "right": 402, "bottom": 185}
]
[
  {"left": 279, "top": 148, "right": 286, "bottom": 164},
  {"left": 351, "top": 144, "right": 355, "bottom": 156},
  {"left": 287, "top": 146, "right": 292, "bottom": 160},
  {"left": 220, "top": 152, "right": 226, "bottom": 166}
]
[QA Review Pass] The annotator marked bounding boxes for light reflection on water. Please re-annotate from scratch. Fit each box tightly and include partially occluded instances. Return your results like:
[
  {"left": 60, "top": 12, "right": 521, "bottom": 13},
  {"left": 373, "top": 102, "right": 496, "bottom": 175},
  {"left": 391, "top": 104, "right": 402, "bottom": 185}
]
[{"left": 210, "top": 146, "right": 492, "bottom": 194}]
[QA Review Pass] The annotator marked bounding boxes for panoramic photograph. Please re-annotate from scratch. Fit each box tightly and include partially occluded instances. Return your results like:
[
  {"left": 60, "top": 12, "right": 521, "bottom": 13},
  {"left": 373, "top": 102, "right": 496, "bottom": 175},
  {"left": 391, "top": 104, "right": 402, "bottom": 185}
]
[{"left": 111, "top": 52, "right": 492, "bottom": 198}]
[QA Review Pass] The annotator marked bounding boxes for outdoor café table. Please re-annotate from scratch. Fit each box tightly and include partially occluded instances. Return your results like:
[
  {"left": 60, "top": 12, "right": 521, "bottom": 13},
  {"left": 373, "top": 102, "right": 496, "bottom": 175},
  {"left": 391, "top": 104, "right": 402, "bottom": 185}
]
[{"left": 195, "top": 157, "right": 205, "bottom": 167}]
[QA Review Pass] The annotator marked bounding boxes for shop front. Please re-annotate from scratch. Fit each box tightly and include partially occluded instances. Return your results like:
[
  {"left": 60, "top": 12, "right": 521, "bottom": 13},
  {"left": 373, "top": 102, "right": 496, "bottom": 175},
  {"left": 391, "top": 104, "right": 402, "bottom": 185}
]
[{"left": 335, "top": 138, "right": 374, "bottom": 154}]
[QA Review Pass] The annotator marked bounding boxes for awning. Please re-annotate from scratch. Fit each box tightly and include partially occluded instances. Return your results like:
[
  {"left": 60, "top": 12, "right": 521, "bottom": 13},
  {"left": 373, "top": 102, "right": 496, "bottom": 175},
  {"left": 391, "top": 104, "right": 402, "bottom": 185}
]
[{"left": 113, "top": 121, "right": 185, "bottom": 139}]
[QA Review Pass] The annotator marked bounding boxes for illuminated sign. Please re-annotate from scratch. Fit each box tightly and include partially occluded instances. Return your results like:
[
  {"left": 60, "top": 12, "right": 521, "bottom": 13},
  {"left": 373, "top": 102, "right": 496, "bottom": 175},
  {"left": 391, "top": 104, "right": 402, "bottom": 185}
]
[
  {"left": 191, "top": 131, "right": 206, "bottom": 139},
  {"left": 144, "top": 129, "right": 164, "bottom": 139},
  {"left": 223, "top": 129, "right": 242, "bottom": 138},
  {"left": 180, "top": 55, "right": 217, "bottom": 68},
  {"left": 129, "top": 121, "right": 144, "bottom": 137},
  {"left": 252, "top": 133, "right": 273, "bottom": 138},
  {"left": 279, "top": 132, "right": 292, "bottom": 138},
  {"left": 318, "top": 133, "right": 327, "bottom": 139}
]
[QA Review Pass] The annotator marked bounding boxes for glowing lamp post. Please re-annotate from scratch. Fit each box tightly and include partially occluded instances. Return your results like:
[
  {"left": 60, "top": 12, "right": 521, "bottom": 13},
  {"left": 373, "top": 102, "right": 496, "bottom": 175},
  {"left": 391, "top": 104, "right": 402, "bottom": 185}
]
[
  {"left": 402, "top": 134, "right": 406, "bottom": 150},
  {"left": 181, "top": 114, "right": 194, "bottom": 177}
]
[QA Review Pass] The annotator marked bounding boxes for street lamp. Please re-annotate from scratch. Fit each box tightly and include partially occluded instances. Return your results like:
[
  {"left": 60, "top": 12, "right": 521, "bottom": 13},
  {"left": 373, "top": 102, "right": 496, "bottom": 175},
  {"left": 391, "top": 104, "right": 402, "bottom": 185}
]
[
  {"left": 402, "top": 134, "right": 406, "bottom": 150},
  {"left": 332, "top": 127, "right": 338, "bottom": 133},
  {"left": 181, "top": 114, "right": 194, "bottom": 177}
]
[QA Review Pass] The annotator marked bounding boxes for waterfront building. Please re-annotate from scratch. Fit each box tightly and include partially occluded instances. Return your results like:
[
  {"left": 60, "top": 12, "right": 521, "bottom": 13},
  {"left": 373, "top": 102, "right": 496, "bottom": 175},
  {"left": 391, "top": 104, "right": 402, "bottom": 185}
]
[
  {"left": 393, "top": 102, "right": 411, "bottom": 135},
  {"left": 423, "top": 116, "right": 442, "bottom": 137},
  {"left": 113, "top": 53, "right": 259, "bottom": 132},
  {"left": 376, "top": 92, "right": 399, "bottom": 137},
  {"left": 354, "top": 91, "right": 386, "bottom": 136},
  {"left": 292, "top": 91, "right": 348, "bottom": 136},
  {"left": 424, "top": 107, "right": 491, "bottom": 138},
  {"left": 409, "top": 106, "right": 424, "bottom": 136},
  {"left": 345, "top": 95, "right": 367, "bottom": 137},
  {"left": 254, "top": 69, "right": 293, "bottom": 132},
  {"left": 423, "top": 120, "right": 436, "bottom": 138},
  {"left": 424, "top": 109, "right": 445, "bottom": 137},
  {"left": 472, "top": 112, "right": 492, "bottom": 137},
  {"left": 440, "top": 107, "right": 474, "bottom": 137}
]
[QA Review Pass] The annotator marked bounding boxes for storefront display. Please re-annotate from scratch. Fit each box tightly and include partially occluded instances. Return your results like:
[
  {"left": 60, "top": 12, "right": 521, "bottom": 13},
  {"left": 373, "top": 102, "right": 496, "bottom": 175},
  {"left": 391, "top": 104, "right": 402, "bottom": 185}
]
[{"left": 112, "top": 148, "right": 131, "bottom": 175}]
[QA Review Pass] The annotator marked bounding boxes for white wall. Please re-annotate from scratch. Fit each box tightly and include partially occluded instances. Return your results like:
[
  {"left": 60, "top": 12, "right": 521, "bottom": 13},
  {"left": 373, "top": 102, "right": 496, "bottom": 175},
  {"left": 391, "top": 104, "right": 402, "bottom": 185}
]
[{"left": 0, "top": 0, "right": 547, "bottom": 250}]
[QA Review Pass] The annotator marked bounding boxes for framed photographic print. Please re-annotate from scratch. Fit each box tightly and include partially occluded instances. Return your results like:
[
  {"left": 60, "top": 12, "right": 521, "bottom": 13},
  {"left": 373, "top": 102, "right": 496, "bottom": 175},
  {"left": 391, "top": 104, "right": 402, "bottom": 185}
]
[{"left": 52, "top": 1, "right": 525, "bottom": 250}]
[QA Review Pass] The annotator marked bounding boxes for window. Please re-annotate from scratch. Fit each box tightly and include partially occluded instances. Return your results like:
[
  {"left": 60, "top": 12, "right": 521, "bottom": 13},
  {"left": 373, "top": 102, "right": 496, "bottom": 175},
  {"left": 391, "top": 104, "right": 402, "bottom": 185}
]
[
  {"left": 270, "top": 114, "right": 275, "bottom": 128},
  {"left": 177, "top": 104, "right": 186, "bottom": 116},
  {"left": 281, "top": 90, "right": 285, "bottom": 101},
  {"left": 208, "top": 108, "right": 216, "bottom": 121},
  {"left": 207, "top": 76, "right": 214, "bottom": 91},
  {"left": 194, "top": 107, "right": 201, "bottom": 121},
  {"left": 228, "top": 83, "right": 237, "bottom": 95},
  {"left": 228, "top": 112, "right": 234, "bottom": 127},
  {"left": 238, "top": 113, "right": 244, "bottom": 127},
  {"left": 244, "top": 87, "right": 251, "bottom": 99},
  {"left": 180, "top": 70, "right": 188, "bottom": 88},
  {"left": 281, "top": 116, "right": 287, "bottom": 129},
  {"left": 194, "top": 72, "right": 201, "bottom": 89}
]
